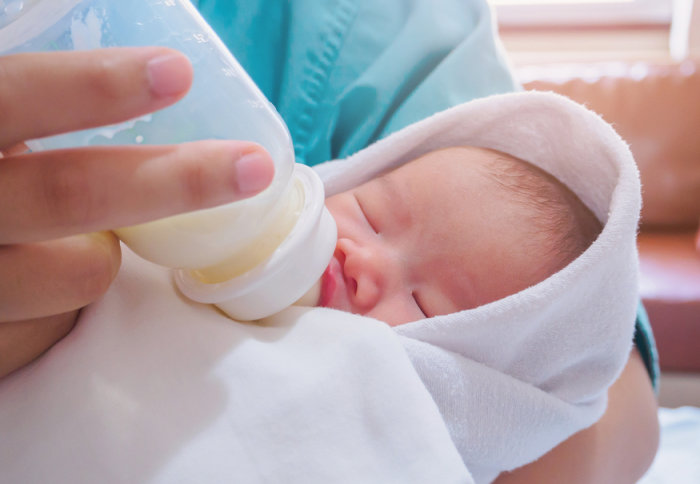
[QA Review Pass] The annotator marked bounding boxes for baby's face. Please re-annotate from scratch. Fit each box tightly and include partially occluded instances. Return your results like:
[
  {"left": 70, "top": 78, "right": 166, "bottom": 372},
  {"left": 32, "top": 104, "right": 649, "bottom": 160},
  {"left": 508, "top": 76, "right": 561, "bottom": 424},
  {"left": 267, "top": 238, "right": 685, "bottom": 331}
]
[{"left": 321, "top": 146, "right": 554, "bottom": 326}]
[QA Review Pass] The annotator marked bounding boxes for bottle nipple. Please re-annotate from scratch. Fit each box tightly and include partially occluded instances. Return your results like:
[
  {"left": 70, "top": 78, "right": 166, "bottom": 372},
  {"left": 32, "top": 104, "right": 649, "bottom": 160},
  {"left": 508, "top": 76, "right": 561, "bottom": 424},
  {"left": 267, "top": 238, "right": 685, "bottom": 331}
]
[
  {"left": 294, "top": 279, "right": 322, "bottom": 307},
  {"left": 172, "top": 164, "right": 336, "bottom": 321}
]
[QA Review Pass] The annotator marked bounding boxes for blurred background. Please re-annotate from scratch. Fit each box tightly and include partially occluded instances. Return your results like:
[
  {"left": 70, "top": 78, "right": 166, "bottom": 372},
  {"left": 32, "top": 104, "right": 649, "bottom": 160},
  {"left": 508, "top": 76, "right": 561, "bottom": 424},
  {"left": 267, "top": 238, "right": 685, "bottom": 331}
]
[
  {"left": 487, "top": 1, "right": 700, "bottom": 479},
  {"left": 488, "top": 0, "right": 700, "bottom": 406}
]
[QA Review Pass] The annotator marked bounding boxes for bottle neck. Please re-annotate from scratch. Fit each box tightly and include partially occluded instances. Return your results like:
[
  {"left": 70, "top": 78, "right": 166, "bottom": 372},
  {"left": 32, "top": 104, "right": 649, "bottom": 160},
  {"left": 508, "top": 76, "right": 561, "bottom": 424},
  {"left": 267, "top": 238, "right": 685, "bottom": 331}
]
[
  {"left": 174, "top": 164, "right": 337, "bottom": 321},
  {"left": 190, "top": 180, "right": 303, "bottom": 284}
]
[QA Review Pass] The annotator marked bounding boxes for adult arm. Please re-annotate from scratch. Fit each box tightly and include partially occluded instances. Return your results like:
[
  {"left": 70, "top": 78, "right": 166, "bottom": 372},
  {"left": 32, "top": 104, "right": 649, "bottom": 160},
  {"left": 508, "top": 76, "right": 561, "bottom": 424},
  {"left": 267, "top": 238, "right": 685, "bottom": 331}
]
[
  {"left": 493, "top": 348, "right": 659, "bottom": 484},
  {"left": 0, "top": 48, "right": 274, "bottom": 378}
]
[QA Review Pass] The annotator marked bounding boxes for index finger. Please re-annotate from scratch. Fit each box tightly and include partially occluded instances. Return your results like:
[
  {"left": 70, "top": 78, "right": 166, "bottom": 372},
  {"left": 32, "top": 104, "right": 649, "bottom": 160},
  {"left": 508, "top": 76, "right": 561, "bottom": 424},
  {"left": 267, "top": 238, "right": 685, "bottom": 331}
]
[
  {"left": 0, "top": 141, "right": 275, "bottom": 245},
  {"left": 0, "top": 47, "right": 192, "bottom": 148}
]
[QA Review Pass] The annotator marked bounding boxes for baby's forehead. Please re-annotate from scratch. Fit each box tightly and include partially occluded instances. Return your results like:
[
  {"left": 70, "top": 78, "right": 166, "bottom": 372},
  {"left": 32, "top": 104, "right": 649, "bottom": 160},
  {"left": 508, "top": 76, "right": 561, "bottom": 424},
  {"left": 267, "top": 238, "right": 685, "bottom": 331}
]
[
  {"left": 406, "top": 145, "right": 528, "bottom": 172},
  {"left": 442, "top": 145, "right": 529, "bottom": 167},
  {"left": 395, "top": 145, "right": 537, "bottom": 190},
  {"left": 364, "top": 145, "right": 508, "bottom": 191},
  {"left": 383, "top": 147, "right": 533, "bottom": 223},
  {"left": 421, "top": 145, "right": 565, "bottom": 194}
]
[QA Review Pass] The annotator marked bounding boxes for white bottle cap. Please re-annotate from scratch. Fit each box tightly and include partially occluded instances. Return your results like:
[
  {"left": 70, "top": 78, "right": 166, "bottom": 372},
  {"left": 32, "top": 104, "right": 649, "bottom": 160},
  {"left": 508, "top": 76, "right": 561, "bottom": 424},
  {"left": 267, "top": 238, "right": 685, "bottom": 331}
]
[{"left": 174, "top": 164, "right": 337, "bottom": 321}]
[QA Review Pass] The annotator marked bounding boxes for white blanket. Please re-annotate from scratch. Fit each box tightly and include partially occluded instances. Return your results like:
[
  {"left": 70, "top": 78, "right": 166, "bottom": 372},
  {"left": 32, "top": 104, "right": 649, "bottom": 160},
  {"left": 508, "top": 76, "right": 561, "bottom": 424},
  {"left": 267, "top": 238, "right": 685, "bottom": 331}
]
[
  {"left": 0, "top": 91, "right": 641, "bottom": 484},
  {"left": 0, "top": 249, "right": 471, "bottom": 484},
  {"left": 640, "top": 407, "right": 700, "bottom": 484}
]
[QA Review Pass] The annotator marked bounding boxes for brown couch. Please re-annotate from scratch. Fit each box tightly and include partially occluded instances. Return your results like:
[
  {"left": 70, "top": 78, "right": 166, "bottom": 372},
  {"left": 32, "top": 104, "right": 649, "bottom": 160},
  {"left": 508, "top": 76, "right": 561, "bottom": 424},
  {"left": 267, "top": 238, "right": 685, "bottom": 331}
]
[{"left": 524, "top": 60, "right": 700, "bottom": 372}]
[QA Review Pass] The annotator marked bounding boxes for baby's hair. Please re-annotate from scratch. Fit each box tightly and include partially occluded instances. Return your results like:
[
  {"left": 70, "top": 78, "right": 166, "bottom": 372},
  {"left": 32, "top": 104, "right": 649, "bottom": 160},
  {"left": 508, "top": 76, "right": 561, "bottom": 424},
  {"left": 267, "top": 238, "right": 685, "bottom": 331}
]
[{"left": 483, "top": 152, "right": 602, "bottom": 275}]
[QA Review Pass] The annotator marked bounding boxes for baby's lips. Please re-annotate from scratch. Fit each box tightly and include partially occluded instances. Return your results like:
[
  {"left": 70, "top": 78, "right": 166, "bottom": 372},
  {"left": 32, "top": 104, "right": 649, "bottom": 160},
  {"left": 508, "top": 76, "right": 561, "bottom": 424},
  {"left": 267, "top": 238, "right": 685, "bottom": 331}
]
[{"left": 319, "top": 256, "right": 341, "bottom": 308}]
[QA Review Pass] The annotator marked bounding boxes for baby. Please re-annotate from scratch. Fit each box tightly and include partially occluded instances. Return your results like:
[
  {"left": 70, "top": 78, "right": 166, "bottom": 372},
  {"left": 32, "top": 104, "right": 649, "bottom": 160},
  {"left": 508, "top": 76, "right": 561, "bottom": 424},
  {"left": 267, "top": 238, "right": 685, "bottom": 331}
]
[{"left": 319, "top": 145, "right": 601, "bottom": 325}]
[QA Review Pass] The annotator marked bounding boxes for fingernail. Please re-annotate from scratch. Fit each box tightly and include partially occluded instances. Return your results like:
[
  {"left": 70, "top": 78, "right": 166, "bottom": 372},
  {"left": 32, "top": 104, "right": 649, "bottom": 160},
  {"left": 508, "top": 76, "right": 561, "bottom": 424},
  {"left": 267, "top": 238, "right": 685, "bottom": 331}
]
[
  {"left": 147, "top": 53, "right": 193, "bottom": 98},
  {"left": 234, "top": 150, "right": 275, "bottom": 196}
]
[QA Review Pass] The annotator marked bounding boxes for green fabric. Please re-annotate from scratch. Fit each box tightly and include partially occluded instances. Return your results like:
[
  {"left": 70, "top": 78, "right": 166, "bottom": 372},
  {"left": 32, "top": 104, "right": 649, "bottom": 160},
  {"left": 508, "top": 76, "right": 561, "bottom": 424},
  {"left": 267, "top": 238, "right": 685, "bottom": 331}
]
[
  {"left": 194, "top": 0, "right": 659, "bottom": 387},
  {"left": 196, "top": 0, "right": 518, "bottom": 166},
  {"left": 635, "top": 303, "right": 660, "bottom": 392}
]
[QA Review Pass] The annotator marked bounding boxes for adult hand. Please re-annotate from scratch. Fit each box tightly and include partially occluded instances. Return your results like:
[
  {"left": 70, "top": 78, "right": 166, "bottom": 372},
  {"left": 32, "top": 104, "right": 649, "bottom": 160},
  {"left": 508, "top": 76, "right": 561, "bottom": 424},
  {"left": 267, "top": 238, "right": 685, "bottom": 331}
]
[{"left": 0, "top": 47, "right": 274, "bottom": 378}]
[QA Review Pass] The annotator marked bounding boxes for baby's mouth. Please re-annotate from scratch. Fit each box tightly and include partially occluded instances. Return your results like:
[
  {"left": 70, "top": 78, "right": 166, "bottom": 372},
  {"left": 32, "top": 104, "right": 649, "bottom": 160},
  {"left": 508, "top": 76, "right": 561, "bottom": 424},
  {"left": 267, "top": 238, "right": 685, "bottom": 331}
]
[{"left": 319, "top": 255, "right": 341, "bottom": 307}]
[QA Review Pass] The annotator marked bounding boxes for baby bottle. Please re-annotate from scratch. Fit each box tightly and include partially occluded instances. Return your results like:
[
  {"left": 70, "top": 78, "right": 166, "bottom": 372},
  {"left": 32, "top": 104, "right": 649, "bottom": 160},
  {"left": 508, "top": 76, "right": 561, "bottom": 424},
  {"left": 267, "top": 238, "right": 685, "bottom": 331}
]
[{"left": 0, "top": 0, "right": 337, "bottom": 320}]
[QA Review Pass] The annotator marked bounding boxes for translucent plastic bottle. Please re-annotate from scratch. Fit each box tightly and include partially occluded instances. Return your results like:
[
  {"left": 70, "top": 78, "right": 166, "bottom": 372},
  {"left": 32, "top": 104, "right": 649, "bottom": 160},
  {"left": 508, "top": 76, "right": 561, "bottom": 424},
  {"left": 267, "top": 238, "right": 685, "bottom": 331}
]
[{"left": 0, "top": 0, "right": 337, "bottom": 320}]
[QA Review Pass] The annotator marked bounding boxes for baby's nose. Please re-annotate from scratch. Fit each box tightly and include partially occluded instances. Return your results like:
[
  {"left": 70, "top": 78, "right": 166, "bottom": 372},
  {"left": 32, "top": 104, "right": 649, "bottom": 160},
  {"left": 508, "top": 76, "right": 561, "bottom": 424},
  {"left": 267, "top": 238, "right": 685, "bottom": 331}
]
[{"left": 336, "top": 238, "right": 382, "bottom": 311}]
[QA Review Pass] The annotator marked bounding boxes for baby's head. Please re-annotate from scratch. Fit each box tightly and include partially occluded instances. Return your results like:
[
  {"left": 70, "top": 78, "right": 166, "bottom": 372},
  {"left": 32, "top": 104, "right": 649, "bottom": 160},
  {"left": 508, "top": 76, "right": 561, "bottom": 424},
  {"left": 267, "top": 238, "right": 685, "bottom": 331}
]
[{"left": 321, "top": 146, "right": 601, "bottom": 325}]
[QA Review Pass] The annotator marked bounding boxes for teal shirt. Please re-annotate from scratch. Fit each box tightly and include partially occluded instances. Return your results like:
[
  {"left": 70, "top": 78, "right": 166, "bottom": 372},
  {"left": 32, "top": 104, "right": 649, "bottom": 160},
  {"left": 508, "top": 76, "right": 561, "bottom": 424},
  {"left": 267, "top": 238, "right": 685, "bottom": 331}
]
[
  {"left": 635, "top": 304, "right": 660, "bottom": 391},
  {"left": 195, "top": 0, "right": 518, "bottom": 166},
  {"left": 194, "top": 0, "right": 658, "bottom": 390}
]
